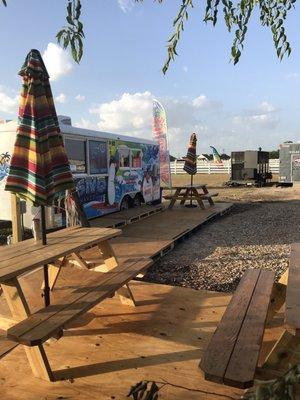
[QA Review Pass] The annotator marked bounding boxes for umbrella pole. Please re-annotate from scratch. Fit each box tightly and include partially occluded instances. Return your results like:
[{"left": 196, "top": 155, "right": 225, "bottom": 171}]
[
  {"left": 41, "top": 206, "right": 50, "bottom": 307},
  {"left": 190, "top": 174, "right": 193, "bottom": 206}
]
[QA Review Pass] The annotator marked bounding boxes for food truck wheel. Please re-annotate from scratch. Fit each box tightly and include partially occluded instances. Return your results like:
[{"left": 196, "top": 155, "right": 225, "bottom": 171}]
[
  {"left": 120, "top": 196, "right": 131, "bottom": 211},
  {"left": 133, "top": 193, "right": 143, "bottom": 207}
]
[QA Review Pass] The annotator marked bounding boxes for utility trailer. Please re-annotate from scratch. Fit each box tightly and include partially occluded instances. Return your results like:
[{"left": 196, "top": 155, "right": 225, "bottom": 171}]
[
  {"left": 227, "top": 150, "right": 272, "bottom": 187},
  {"left": 278, "top": 142, "right": 300, "bottom": 186}
]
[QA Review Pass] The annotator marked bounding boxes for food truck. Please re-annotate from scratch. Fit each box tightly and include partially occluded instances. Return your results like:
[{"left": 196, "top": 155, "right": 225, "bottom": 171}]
[{"left": 0, "top": 116, "right": 160, "bottom": 228}]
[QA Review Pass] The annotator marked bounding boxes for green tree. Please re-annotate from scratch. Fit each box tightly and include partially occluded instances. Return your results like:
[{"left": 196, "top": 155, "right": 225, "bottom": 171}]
[
  {"left": 0, "top": 0, "right": 296, "bottom": 72},
  {"left": 269, "top": 149, "right": 279, "bottom": 159}
]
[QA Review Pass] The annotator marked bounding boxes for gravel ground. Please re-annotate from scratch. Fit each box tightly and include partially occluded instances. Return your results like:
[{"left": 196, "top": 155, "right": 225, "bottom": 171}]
[{"left": 144, "top": 200, "right": 300, "bottom": 293}]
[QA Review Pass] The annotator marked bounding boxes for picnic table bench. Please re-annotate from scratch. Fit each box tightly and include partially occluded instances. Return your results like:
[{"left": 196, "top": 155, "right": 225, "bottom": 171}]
[
  {"left": 200, "top": 244, "right": 300, "bottom": 388},
  {"left": 163, "top": 184, "right": 218, "bottom": 209},
  {"left": 0, "top": 226, "right": 153, "bottom": 381}
]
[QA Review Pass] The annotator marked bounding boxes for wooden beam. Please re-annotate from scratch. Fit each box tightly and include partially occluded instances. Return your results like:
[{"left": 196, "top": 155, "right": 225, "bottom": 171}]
[
  {"left": 0, "top": 315, "right": 18, "bottom": 330},
  {"left": 94, "top": 241, "right": 119, "bottom": 272},
  {"left": 10, "top": 194, "right": 22, "bottom": 243},
  {"left": 263, "top": 330, "right": 300, "bottom": 371},
  {"left": 94, "top": 242, "right": 138, "bottom": 306},
  {"left": 118, "top": 284, "right": 137, "bottom": 307},
  {"left": 1, "top": 278, "right": 53, "bottom": 381}
]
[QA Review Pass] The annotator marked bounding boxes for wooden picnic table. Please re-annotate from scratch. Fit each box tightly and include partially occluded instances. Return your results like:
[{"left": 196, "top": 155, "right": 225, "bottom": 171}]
[
  {"left": 0, "top": 226, "right": 153, "bottom": 381},
  {"left": 201, "top": 242, "right": 300, "bottom": 388},
  {"left": 0, "top": 226, "right": 121, "bottom": 328},
  {"left": 163, "top": 184, "right": 218, "bottom": 209}
]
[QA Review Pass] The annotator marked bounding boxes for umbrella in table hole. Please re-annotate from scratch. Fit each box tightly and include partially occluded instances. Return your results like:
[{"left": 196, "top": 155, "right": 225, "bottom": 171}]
[
  {"left": 183, "top": 133, "right": 197, "bottom": 207},
  {"left": 5, "top": 49, "right": 75, "bottom": 306}
]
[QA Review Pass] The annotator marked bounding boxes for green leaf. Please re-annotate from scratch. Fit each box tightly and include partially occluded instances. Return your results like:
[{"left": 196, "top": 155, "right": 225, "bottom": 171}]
[
  {"left": 67, "top": 1, "right": 72, "bottom": 19},
  {"left": 56, "top": 30, "right": 65, "bottom": 42},
  {"left": 276, "top": 46, "right": 282, "bottom": 58},
  {"left": 75, "top": 0, "right": 82, "bottom": 19},
  {"left": 66, "top": 15, "right": 75, "bottom": 26}
]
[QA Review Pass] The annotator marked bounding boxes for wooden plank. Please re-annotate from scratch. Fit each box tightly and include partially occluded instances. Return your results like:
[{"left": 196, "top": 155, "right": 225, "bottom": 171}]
[
  {"left": 1, "top": 278, "right": 53, "bottom": 381},
  {"left": 7, "top": 267, "right": 125, "bottom": 341},
  {"left": 118, "top": 284, "right": 137, "bottom": 306},
  {"left": 285, "top": 243, "right": 300, "bottom": 331},
  {"left": 224, "top": 270, "right": 275, "bottom": 388},
  {"left": 8, "top": 259, "right": 153, "bottom": 346},
  {"left": 0, "top": 228, "right": 121, "bottom": 282},
  {"left": 0, "top": 227, "right": 113, "bottom": 263},
  {"left": 0, "top": 331, "right": 19, "bottom": 359},
  {"left": 0, "top": 315, "right": 18, "bottom": 330},
  {"left": 266, "top": 268, "right": 288, "bottom": 322},
  {"left": 263, "top": 330, "right": 300, "bottom": 370},
  {"left": 95, "top": 241, "right": 119, "bottom": 272},
  {"left": 90, "top": 217, "right": 126, "bottom": 228},
  {"left": 11, "top": 194, "right": 22, "bottom": 243},
  {"left": 107, "top": 205, "right": 163, "bottom": 221},
  {"left": 169, "top": 184, "right": 206, "bottom": 189},
  {"left": 200, "top": 269, "right": 260, "bottom": 384},
  {"left": 199, "top": 191, "right": 219, "bottom": 198},
  {"left": 79, "top": 237, "right": 173, "bottom": 267}
]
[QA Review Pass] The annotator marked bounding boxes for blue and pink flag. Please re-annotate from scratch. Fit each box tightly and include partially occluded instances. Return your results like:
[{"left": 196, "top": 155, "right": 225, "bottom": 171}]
[{"left": 210, "top": 146, "right": 222, "bottom": 164}]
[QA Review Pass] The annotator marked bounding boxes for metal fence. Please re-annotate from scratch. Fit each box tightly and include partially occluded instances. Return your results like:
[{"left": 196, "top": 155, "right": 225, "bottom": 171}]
[{"left": 170, "top": 159, "right": 279, "bottom": 174}]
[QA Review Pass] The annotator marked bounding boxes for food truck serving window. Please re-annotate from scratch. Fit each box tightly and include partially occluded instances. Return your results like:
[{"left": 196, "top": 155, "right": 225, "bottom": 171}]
[
  {"left": 65, "top": 138, "right": 86, "bottom": 173},
  {"left": 131, "top": 149, "right": 142, "bottom": 168},
  {"left": 89, "top": 140, "right": 108, "bottom": 175},
  {"left": 119, "top": 146, "right": 130, "bottom": 168}
]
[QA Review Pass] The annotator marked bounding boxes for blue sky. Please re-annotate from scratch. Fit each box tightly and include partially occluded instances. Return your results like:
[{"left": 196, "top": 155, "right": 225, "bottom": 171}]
[{"left": 0, "top": 0, "right": 300, "bottom": 156}]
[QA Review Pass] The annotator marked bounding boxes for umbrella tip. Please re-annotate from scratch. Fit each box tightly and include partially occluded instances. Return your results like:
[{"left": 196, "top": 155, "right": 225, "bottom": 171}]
[{"left": 20, "top": 49, "right": 49, "bottom": 79}]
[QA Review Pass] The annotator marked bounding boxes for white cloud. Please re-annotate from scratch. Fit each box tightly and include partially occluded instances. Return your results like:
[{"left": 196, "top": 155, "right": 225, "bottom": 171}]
[
  {"left": 193, "top": 94, "right": 222, "bottom": 110},
  {"left": 55, "top": 93, "right": 67, "bottom": 104},
  {"left": 0, "top": 86, "right": 18, "bottom": 114},
  {"left": 42, "top": 43, "right": 72, "bottom": 81},
  {"left": 89, "top": 91, "right": 222, "bottom": 155},
  {"left": 90, "top": 91, "right": 154, "bottom": 132},
  {"left": 71, "top": 93, "right": 285, "bottom": 155},
  {"left": 118, "top": 0, "right": 134, "bottom": 12},
  {"left": 74, "top": 118, "right": 98, "bottom": 130},
  {"left": 258, "top": 101, "right": 276, "bottom": 113},
  {"left": 183, "top": 66, "right": 188, "bottom": 73},
  {"left": 233, "top": 101, "right": 279, "bottom": 130},
  {"left": 75, "top": 94, "right": 85, "bottom": 102},
  {"left": 285, "top": 72, "right": 299, "bottom": 80}
]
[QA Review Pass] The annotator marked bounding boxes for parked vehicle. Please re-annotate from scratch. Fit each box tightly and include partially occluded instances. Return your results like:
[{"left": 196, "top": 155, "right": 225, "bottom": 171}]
[
  {"left": 278, "top": 141, "right": 300, "bottom": 185},
  {"left": 227, "top": 149, "right": 272, "bottom": 187},
  {"left": 0, "top": 116, "right": 160, "bottom": 228}
]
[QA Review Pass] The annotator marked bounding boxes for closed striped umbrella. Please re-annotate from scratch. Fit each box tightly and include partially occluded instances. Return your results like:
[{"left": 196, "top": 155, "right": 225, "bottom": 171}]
[
  {"left": 183, "top": 133, "right": 197, "bottom": 175},
  {"left": 5, "top": 49, "right": 74, "bottom": 206},
  {"left": 183, "top": 133, "right": 197, "bottom": 207},
  {"left": 5, "top": 49, "right": 75, "bottom": 307}
]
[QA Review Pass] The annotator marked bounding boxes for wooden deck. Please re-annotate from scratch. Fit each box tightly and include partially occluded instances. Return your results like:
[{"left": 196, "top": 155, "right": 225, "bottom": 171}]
[
  {"left": 0, "top": 202, "right": 295, "bottom": 398},
  {"left": 84, "top": 202, "right": 233, "bottom": 266},
  {"left": 89, "top": 204, "right": 164, "bottom": 228},
  {"left": 0, "top": 267, "right": 291, "bottom": 400}
]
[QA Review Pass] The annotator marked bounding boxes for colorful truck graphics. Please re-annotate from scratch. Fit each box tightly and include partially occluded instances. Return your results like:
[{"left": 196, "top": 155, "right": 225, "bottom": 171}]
[
  {"left": 0, "top": 117, "right": 161, "bottom": 227},
  {"left": 76, "top": 139, "right": 160, "bottom": 219}
]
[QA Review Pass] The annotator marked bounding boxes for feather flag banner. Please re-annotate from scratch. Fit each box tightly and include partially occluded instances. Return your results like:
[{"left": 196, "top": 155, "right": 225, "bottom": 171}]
[
  {"left": 152, "top": 99, "right": 171, "bottom": 187},
  {"left": 210, "top": 146, "right": 222, "bottom": 164}
]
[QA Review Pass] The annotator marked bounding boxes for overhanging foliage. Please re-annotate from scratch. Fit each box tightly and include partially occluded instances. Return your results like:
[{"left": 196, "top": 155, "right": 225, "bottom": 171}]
[{"left": 0, "top": 0, "right": 296, "bottom": 72}]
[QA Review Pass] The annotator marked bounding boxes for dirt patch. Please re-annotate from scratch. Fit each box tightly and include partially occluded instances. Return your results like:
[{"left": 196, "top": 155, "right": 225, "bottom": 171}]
[{"left": 144, "top": 200, "right": 300, "bottom": 292}]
